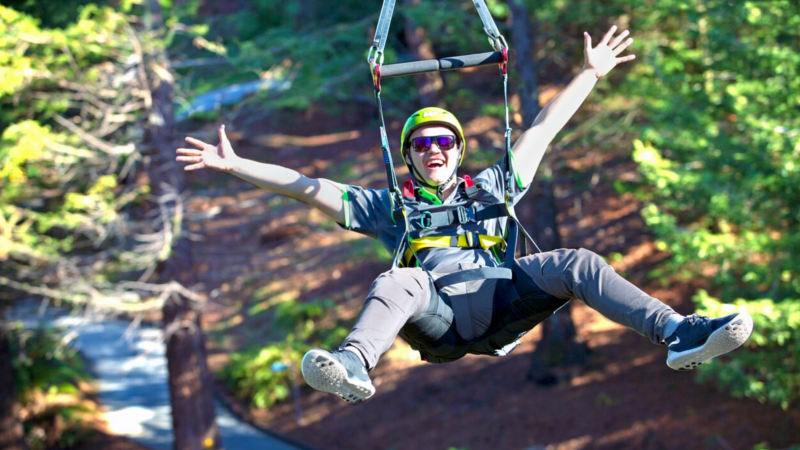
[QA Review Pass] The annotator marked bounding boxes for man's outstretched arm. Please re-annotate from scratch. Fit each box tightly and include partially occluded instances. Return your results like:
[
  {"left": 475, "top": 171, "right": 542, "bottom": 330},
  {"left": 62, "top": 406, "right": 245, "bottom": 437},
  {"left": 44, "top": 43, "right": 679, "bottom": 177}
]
[
  {"left": 176, "top": 125, "right": 347, "bottom": 224},
  {"left": 511, "top": 25, "right": 636, "bottom": 187}
]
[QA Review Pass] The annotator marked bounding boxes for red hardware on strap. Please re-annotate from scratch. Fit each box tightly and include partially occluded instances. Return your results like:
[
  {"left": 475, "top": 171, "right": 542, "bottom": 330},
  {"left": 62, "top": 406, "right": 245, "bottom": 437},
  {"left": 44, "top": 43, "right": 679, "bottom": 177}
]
[
  {"left": 463, "top": 174, "right": 475, "bottom": 188},
  {"left": 371, "top": 61, "right": 382, "bottom": 91},
  {"left": 402, "top": 179, "right": 415, "bottom": 198},
  {"left": 500, "top": 47, "right": 508, "bottom": 75}
]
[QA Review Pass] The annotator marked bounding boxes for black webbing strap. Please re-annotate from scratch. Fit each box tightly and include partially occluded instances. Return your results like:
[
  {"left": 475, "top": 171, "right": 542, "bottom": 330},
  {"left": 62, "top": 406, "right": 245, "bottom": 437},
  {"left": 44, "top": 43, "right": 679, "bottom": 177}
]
[
  {"left": 503, "top": 216, "right": 518, "bottom": 268},
  {"left": 496, "top": 21, "right": 540, "bottom": 258},
  {"left": 475, "top": 203, "right": 510, "bottom": 221},
  {"left": 434, "top": 266, "right": 512, "bottom": 290},
  {"left": 411, "top": 202, "right": 510, "bottom": 230},
  {"left": 507, "top": 204, "right": 541, "bottom": 254},
  {"left": 368, "top": 0, "right": 405, "bottom": 269}
]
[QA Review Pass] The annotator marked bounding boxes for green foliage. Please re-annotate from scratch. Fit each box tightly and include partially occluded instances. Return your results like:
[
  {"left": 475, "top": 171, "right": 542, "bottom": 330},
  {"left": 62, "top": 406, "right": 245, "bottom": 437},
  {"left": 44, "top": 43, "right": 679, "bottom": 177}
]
[
  {"left": 0, "top": 4, "right": 158, "bottom": 306},
  {"left": 2, "top": 0, "right": 107, "bottom": 29},
  {"left": 170, "top": 0, "right": 373, "bottom": 113},
  {"left": 168, "top": 0, "right": 510, "bottom": 120},
  {"left": 7, "top": 324, "right": 95, "bottom": 449},
  {"left": 0, "top": 4, "right": 165, "bottom": 439},
  {"left": 0, "top": 5, "right": 136, "bottom": 128},
  {"left": 347, "top": 236, "right": 392, "bottom": 264},
  {"left": 219, "top": 298, "right": 348, "bottom": 409},
  {"left": 221, "top": 344, "right": 297, "bottom": 409},
  {"left": 9, "top": 325, "right": 90, "bottom": 398},
  {"left": 624, "top": 0, "right": 800, "bottom": 407},
  {"left": 694, "top": 293, "right": 800, "bottom": 409}
]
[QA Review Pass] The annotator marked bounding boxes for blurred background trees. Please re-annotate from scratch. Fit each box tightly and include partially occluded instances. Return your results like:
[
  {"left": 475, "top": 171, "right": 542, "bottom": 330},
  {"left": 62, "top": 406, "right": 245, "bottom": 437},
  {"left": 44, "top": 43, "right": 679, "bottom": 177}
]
[
  {"left": 1, "top": 0, "right": 798, "bottom": 446},
  {"left": 625, "top": 0, "right": 800, "bottom": 409}
]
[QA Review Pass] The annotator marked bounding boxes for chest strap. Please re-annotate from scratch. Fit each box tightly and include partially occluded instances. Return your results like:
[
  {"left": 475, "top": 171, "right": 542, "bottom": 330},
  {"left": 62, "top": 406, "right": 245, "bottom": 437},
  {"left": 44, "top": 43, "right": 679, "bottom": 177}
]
[{"left": 415, "top": 203, "right": 510, "bottom": 230}]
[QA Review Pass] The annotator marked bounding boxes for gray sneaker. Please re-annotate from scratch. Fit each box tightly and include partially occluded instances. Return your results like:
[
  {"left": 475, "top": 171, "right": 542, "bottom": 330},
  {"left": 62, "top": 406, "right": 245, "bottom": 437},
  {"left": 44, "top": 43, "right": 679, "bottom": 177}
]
[
  {"left": 301, "top": 348, "right": 375, "bottom": 403},
  {"left": 665, "top": 312, "right": 753, "bottom": 371}
]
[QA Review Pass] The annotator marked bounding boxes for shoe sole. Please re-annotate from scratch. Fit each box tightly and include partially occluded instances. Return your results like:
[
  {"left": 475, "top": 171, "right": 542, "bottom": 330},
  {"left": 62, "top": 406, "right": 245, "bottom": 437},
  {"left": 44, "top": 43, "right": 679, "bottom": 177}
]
[
  {"left": 666, "top": 312, "right": 754, "bottom": 371},
  {"left": 301, "top": 349, "right": 375, "bottom": 404}
]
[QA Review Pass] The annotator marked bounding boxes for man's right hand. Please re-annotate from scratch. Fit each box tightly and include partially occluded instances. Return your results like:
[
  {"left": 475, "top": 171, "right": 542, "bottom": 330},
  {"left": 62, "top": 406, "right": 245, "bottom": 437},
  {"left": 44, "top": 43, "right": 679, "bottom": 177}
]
[
  {"left": 176, "top": 123, "right": 347, "bottom": 224},
  {"left": 176, "top": 124, "right": 239, "bottom": 172}
]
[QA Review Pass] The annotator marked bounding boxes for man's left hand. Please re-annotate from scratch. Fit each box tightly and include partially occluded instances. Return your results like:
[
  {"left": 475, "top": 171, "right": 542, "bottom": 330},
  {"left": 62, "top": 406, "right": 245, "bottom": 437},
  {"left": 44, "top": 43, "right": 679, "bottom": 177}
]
[{"left": 584, "top": 25, "right": 636, "bottom": 78}]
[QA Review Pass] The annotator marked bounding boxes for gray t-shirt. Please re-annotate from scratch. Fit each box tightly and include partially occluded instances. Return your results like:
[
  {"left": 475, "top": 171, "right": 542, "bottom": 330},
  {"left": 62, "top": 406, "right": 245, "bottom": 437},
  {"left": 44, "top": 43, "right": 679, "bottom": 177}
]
[{"left": 340, "top": 155, "right": 529, "bottom": 273}]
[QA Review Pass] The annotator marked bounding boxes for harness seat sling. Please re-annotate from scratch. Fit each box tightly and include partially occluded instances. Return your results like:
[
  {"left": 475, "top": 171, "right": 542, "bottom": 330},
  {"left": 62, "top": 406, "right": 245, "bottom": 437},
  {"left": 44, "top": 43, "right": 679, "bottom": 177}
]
[{"left": 366, "top": 0, "right": 541, "bottom": 283}]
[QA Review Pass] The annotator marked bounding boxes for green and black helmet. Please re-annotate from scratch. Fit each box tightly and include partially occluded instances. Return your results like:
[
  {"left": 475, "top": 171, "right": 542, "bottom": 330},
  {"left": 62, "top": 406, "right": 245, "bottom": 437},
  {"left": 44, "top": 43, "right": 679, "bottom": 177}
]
[{"left": 400, "top": 107, "right": 466, "bottom": 166}]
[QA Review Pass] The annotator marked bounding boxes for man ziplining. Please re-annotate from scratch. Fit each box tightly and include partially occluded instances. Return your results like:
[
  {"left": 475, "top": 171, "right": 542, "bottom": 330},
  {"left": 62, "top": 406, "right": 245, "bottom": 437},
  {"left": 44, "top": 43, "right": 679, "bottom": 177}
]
[{"left": 175, "top": 21, "right": 753, "bottom": 404}]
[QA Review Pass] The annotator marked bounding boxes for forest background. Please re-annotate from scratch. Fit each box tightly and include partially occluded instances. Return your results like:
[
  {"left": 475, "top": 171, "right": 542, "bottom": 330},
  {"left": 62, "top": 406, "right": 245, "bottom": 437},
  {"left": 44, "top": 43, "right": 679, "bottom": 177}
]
[{"left": 0, "top": 0, "right": 798, "bottom": 448}]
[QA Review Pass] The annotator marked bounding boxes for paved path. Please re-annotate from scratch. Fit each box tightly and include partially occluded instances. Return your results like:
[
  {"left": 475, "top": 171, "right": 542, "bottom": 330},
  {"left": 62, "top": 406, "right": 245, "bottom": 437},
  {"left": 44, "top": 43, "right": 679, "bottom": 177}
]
[{"left": 8, "top": 302, "right": 306, "bottom": 450}]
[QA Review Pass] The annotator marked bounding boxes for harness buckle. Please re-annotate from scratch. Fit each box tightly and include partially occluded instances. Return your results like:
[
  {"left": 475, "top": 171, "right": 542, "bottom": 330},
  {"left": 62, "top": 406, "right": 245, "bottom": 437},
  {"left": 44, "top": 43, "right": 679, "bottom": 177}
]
[
  {"left": 456, "top": 206, "right": 468, "bottom": 224},
  {"left": 455, "top": 205, "right": 474, "bottom": 224}
]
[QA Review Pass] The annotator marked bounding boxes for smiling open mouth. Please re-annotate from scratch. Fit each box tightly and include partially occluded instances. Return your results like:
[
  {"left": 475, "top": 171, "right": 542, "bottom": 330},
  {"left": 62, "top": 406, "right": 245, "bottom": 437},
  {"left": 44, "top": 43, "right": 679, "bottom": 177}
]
[{"left": 425, "top": 160, "right": 445, "bottom": 168}]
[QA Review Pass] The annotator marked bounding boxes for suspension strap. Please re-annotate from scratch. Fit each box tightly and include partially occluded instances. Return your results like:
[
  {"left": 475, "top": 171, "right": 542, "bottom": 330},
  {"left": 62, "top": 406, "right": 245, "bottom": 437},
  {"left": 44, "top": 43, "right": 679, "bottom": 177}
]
[
  {"left": 472, "top": 0, "right": 508, "bottom": 51},
  {"left": 368, "top": 0, "right": 398, "bottom": 195},
  {"left": 374, "top": 86, "right": 413, "bottom": 270},
  {"left": 371, "top": 0, "right": 396, "bottom": 55},
  {"left": 499, "top": 45, "right": 541, "bottom": 256},
  {"left": 502, "top": 63, "right": 512, "bottom": 194},
  {"left": 368, "top": 0, "right": 396, "bottom": 91},
  {"left": 370, "top": 9, "right": 409, "bottom": 268}
]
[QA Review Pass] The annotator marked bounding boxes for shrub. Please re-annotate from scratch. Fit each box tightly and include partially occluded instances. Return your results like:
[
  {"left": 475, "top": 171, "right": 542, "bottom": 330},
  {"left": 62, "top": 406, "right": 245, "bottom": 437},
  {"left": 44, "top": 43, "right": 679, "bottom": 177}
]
[
  {"left": 8, "top": 324, "right": 96, "bottom": 449},
  {"left": 219, "top": 298, "right": 348, "bottom": 409}
]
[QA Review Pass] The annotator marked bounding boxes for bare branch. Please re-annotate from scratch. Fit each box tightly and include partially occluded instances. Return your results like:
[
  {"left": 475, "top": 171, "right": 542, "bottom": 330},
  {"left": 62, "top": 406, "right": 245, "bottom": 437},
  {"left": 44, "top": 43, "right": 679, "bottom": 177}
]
[
  {"left": 120, "top": 280, "right": 204, "bottom": 303},
  {"left": 125, "top": 22, "right": 153, "bottom": 110},
  {"left": 0, "top": 275, "right": 89, "bottom": 304},
  {"left": 56, "top": 80, "right": 117, "bottom": 111},
  {"left": 53, "top": 114, "right": 135, "bottom": 156}
]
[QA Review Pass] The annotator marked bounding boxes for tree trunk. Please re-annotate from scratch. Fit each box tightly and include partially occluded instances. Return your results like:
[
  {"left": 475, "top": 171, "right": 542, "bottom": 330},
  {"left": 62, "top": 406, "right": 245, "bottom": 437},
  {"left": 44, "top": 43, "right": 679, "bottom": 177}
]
[
  {"left": 0, "top": 318, "right": 26, "bottom": 450},
  {"left": 404, "top": 0, "right": 443, "bottom": 105},
  {"left": 162, "top": 291, "right": 219, "bottom": 450},
  {"left": 524, "top": 166, "right": 588, "bottom": 385},
  {"left": 510, "top": 0, "right": 540, "bottom": 128},
  {"left": 296, "top": 0, "right": 314, "bottom": 26},
  {"left": 509, "top": 0, "right": 587, "bottom": 386},
  {"left": 143, "top": 1, "right": 220, "bottom": 448}
]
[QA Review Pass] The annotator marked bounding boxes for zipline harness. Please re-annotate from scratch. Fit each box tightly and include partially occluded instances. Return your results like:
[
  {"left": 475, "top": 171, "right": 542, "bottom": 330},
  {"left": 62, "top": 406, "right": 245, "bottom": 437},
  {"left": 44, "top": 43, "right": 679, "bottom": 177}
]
[{"left": 367, "top": 0, "right": 541, "bottom": 286}]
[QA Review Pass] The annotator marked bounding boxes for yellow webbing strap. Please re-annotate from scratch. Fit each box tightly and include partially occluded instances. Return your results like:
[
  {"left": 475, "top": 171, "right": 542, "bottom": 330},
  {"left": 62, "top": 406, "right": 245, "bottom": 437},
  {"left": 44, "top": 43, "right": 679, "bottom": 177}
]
[{"left": 402, "top": 234, "right": 504, "bottom": 266}]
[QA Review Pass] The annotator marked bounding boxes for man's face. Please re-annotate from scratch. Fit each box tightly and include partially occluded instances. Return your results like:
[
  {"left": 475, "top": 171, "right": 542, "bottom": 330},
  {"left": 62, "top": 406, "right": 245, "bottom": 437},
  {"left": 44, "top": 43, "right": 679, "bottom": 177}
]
[{"left": 406, "top": 125, "right": 460, "bottom": 186}]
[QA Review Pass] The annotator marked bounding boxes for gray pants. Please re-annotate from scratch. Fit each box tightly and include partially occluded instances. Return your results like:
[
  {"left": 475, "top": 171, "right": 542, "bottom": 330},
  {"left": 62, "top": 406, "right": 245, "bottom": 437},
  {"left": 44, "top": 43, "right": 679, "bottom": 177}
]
[{"left": 342, "top": 248, "right": 682, "bottom": 370}]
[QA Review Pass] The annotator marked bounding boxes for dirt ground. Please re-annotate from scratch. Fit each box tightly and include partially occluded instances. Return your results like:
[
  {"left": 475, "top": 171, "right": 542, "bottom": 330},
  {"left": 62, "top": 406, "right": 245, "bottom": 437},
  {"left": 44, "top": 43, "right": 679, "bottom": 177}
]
[{"left": 164, "top": 106, "right": 800, "bottom": 450}]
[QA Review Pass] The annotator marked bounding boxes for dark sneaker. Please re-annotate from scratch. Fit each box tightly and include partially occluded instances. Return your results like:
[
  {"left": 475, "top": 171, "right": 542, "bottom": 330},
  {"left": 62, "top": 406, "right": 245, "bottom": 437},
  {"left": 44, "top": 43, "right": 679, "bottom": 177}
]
[
  {"left": 665, "top": 312, "right": 753, "bottom": 371},
  {"left": 301, "top": 348, "right": 375, "bottom": 403}
]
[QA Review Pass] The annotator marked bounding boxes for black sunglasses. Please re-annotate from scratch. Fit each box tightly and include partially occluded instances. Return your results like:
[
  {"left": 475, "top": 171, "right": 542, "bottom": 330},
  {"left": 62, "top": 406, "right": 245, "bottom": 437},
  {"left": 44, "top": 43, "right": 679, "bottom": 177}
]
[{"left": 409, "top": 135, "right": 457, "bottom": 153}]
